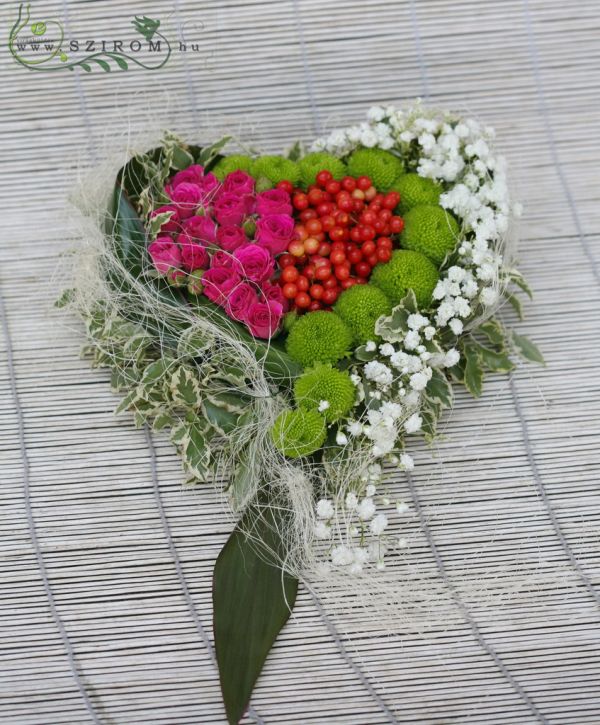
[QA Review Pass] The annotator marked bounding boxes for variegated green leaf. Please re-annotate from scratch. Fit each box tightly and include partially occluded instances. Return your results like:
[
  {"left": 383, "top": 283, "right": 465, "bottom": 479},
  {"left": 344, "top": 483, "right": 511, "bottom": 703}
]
[
  {"left": 147, "top": 211, "right": 174, "bottom": 241},
  {"left": 463, "top": 344, "right": 484, "bottom": 398},
  {"left": 354, "top": 344, "right": 378, "bottom": 362},
  {"left": 202, "top": 399, "right": 239, "bottom": 436},
  {"left": 170, "top": 367, "right": 202, "bottom": 408},
  {"left": 206, "top": 389, "right": 250, "bottom": 414},
  {"left": 142, "top": 358, "right": 173, "bottom": 384},
  {"left": 177, "top": 328, "right": 214, "bottom": 358},
  {"left": 426, "top": 368, "right": 453, "bottom": 409},
  {"left": 182, "top": 421, "right": 211, "bottom": 480},
  {"left": 471, "top": 342, "right": 515, "bottom": 373},
  {"left": 477, "top": 319, "right": 505, "bottom": 347},
  {"left": 197, "top": 136, "right": 232, "bottom": 166},
  {"left": 509, "top": 269, "right": 533, "bottom": 299},
  {"left": 152, "top": 411, "right": 176, "bottom": 431},
  {"left": 512, "top": 332, "right": 545, "bottom": 366},
  {"left": 115, "top": 388, "right": 141, "bottom": 415},
  {"left": 506, "top": 293, "right": 524, "bottom": 320}
]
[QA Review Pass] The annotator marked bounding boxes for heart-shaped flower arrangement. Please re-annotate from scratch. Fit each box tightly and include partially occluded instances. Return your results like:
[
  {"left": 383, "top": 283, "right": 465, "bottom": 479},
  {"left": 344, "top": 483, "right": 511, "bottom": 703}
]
[{"left": 63, "top": 104, "right": 543, "bottom": 724}]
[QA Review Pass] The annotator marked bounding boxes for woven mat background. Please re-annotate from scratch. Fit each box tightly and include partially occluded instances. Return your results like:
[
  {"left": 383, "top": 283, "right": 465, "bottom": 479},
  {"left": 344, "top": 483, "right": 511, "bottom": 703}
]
[{"left": 1, "top": 1, "right": 600, "bottom": 723}]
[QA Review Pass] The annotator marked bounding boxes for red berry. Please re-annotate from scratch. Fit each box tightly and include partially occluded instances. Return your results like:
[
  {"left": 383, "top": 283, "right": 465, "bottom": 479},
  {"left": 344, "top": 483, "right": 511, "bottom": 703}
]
[
  {"left": 304, "top": 263, "right": 316, "bottom": 280},
  {"left": 352, "top": 188, "right": 365, "bottom": 200},
  {"left": 336, "top": 192, "right": 354, "bottom": 213},
  {"left": 362, "top": 240, "right": 376, "bottom": 256},
  {"left": 320, "top": 214, "right": 336, "bottom": 232},
  {"left": 341, "top": 176, "right": 357, "bottom": 192},
  {"left": 300, "top": 208, "right": 318, "bottom": 222},
  {"left": 296, "top": 275, "right": 309, "bottom": 292},
  {"left": 288, "top": 240, "right": 305, "bottom": 257},
  {"left": 390, "top": 216, "right": 404, "bottom": 234},
  {"left": 355, "top": 261, "right": 371, "bottom": 278},
  {"left": 281, "top": 266, "right": 299, "bottom": 283},
  {"left": 377, "top": 248, "right": 392, "bottom": 263},
  {"left": 341, "top": 278, "right": 357, "bottom": 290},
  {"left": 356, "top": 175, "right": 372, "bottom": 191},
  {"left": 334, "top": 211, "right": 350, "bottom": 227},
  {"left": 383, "top": 191, "right": 401, "bottom": 210},
  {"left": 316, "top": 170, "right": 333, "bottom": 187},
  {"left": 308, "top": 188, "right": 324, "bottom": 206},
  {"left": 364, "top": 186, "right": 377, "bottom": 201},
  {"left": 325, "top": 180, "right": 341, "bottom": 195},
  {"left": 379, "top": 208, "right": 392, "bottom": 222},
  {"left": 350, "top": 227, "right": 362, "bottom": 243},
  {"left": 276, "top": 180, "right": 294, "bottom": 194},
  {"left": 317, "top": 202, "right": 335, "bottom": 217},
  {"left": 315, "top": 264, "right": 332, "bottom": 282},
  {"left": 348, "top": 248, "right": 363, "bottom": 265},
  {"left": 279, "top": 253, "right": 295, "bottom": 268},
  {"left": 330, "top": 250, "right": 346, "bottom": 266},
  {"left": 295, "top": 224, "right": 308, "bottom": 241},
  {"left": 305, "top": 218, "right": 323, "bottom": 236},
  {"left": 322, "top": 288, "right": 339, "bottom": 305},
  {"left": 309, "top": 284, "right": 324, "bottom": 300},
  {"left": 318, "top": 242, "right": 331, "bottom": 257},
  {"left": 377, "top": 236, "right": 393, "bottom": 249},
  {"left": 293, "top": 193, "right": 309, "bottom": 210},
  {"left": 361, "top": 225, "right": 376, "bottom": 241},
  {"left": 361, "top": 210, "right": 377, "bottom": 226},
  {"left": 295, "top": 292, "right": 311, "bottom": 309},
  {"left": 352, "top": 199, "right": 365, "bottom": 212},
  {"left": 304, "top": 237, "right": 320, "bottom": 255},
  {"left": 323, "top": 276, "right": 338, "bottom": 290},
  {"left": 367, "top": 253, "right": 379, "bottom": 267},
  {"left": 309, "top": 300, "right": 322, "bottom": 311},
  {"left": 282, "top": 282, "right": 298, "bottom": 299},
  {"left": 335, "top": 264, "right": 351, "bottom": 281},
  {"left": 329, "top": 226, "right": 346, "bottom": 243}
]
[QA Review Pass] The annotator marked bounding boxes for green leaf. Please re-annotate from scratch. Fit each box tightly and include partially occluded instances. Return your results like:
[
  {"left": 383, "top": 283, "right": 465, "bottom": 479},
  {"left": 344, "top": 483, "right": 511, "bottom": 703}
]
[
  {"left": 182, "top": 420, "right": 210, "bottom": 479},
  {"left": 147, "top": 210, "right": 174, "bottom": 241},
  {"left": 506, "top": 293, "right": 524, "bottom": 321},
  {"left": 79, "top": 62, "right": 92, "bottom": 72},
  {"left": 470, "top": 342, "right": 515, "bottom": 373},
  {"left": 512, "top": 332, "right": 545, "bottom": 366},
  {"left": 206, "top": 389, "right": 249, "bottom": 414},
  {"left": 463, "top": 344, "right": 483, "bottom": 398},
  {"left": 171, "top": 145, "right": 195, "bottom": 171},
  {"left": 55, "top": 288, "right": 75, "bottom": 309},
  {"left": 177, "top": 327, "right": 214, "bottom": 358},
  {"left": 509, "top": 269, "right": 533, "bottom": 299},
  {"left": 197, "top": 136, "right": 232, "bottom": 166},
  {"left": 354, "top": 345, "right": 378, "bottom": 362},
  {"left": 152, "top": 411, "right": 175, "bottom": 431},
  {"left": 115, "top": 388, "right": 140, "bottom": 415},
  {"left": 142, "top": 358, "right": 172, "bottom": 384},
  {"left": 107, "top": 185, "right": 147, "bottom": 278},
  {"left": 110, "top": 54, "right": 129, "bottom": 71},
  {"left": 426, "top": 368, "right": 453, "bottom": 409},
  {"left": 286, "top": 140, "right": 303, "bottom": 161},
  {"left": 110, "top": 367, "right": 139, "bottom": 392},
  {"left": 477, "top": 319, "right": 505, "bottom": 347},
  {"left": 202, "top": 398, "right": 239, "bottom": 436},
  {"left": 213, "top": 507, "right": 298, "bottom": 725},
  {"left": 229, "top": 447, "right": 256, "bottom": 510}
]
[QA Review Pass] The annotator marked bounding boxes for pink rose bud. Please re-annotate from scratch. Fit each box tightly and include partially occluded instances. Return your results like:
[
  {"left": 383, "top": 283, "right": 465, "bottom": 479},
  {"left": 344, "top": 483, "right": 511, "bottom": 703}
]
[
  {"left": 167, "top": 268, "right": 187, "bottom": 287},
  {"left": 183, "top": 215, "right": 217, "bottom": 243},
  {"left": 225, "top": 281, "right": 259, "bottom": 323},
  {"left": 262, "top": 280, "right": 289, "bottom": 312},
  {"left": 216, "top": 225, "right": 247, "bottom": 252},
  {"left": 202, "top": 267, "right": 242, "bottom": 307},
  {"left": 255, "top": 214, "right": 295, "bottom": 255},
  {"left": 246, "top": 299, "right": 283, "bottom": 339},
  {"left": 167, "top": 182, "right": 203, "bottom": 219},
  {"left": 223, "top": 170, "right": 255, "bottom": 197},
  {"left": 256, "top": 188, "right": 292, "bottom": 217},
  {"left": 149, "top": 205, "right": 180, "bottom": 234},
  {"left": 233, "top": 244, "right": 274, "bottom": 283},
  {"left": 148, "top": 237, "right": 182, "bottom": 274},
  {"left": 178, "top": 235, "right": 209, "bottom": 272},
  {"left": 214, "top": 192, "right": 247, "bottom": 227},
  {"left": 187, "top": 269, "right": 205, "bottom": 296},
  {"left": 168, "top": 164, "right": 205, "bottom": 190}
]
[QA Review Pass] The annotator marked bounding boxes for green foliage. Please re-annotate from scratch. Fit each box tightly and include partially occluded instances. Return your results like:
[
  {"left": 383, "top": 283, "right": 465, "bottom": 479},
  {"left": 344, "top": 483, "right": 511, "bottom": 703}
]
[
  {"left": 333, "top": 284, "right": 393, "bottom": 345},
  {"left": 212, "top": 154, "right": 254, "bottom": 180},
  {"left": 346, "top": 148, "right": 404, "bottom": 191},
  {"left": 271, "top": 408, "right": 327, "bottom": 458},
  {"left": 297, "top": 152, "right": 346, "bottom": 186},
  {"left": 294, "top": 364, "right": 356, "bottom": 422},
  {"left": 286, "top": 311, "right": 353, "bottom": 367},
  {"left": 400, "top": 204, "right": 460, "bottom": 265},
  {"left": 252, "top": 155, "right": 299, "bottom": 185},
  {"left": 512, "top": 332, "right": 545, "bottom": 365},
  {"left": 389, "top": 173, "right": 442, "bottom": 214},
  {"left": 370, "top": 249, "right": 439, "bottom": 308},
  {"left": 213, "top": 507, "right": 298, "bottom": 725}
]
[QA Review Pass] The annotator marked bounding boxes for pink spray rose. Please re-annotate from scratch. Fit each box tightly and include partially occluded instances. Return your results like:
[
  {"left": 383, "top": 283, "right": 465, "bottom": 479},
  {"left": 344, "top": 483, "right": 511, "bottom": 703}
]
[
  {"left": 148, "top": 237, "right": 182, "bottom": 274},
  {"left": 149, "top": 205, "right": 180, "bottom": 234},
  {"left": 246, "top": 299, "right": 283, "bottom": 339},
  {"left": 255, "top": 214, "right": 295, "bottom": 255},
  {"left": 225, "top": 281, "right": 259, "bottom": 322},
  {"left": 214, "top": 192, "right": 248, "bottom": 227},
  {"left": 234, "top": 244, "right": 274, "bottom": 283},
  {"left": 223, "top": 170, "right": 255, "bottom": 196},
  {"left": 197, "top": 172, "right": 220, "bottom": 205},
  {"left": 216, "top": 225, "right": 247, "bottom": 252},
  {"left": 256, "top": 188, "right": 292, "bottom": 217},
  {"left": 262, "top": 280, "right": 289, "bottom": 312},
  {"left": 202, "top": 267, "right": 242, "bottom": 306},
  {"left": 177, "top": 235, "right": 209, "bottom": 272},
  {"left": 167, "top": 182, "right": 203, "bottom": 219},
  {"left": 211, "top": 249, "right": 239, "bottom": 271},
  {"left": 169, "top": 164, "right": 204, "bottom": 189},
  {"left": 183, "top": 215, "right": 217, "bottom": 243}
]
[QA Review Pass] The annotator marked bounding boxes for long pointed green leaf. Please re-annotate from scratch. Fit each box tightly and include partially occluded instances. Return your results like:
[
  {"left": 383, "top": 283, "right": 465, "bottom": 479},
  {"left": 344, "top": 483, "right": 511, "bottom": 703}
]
[{"left": 213, "top": 508, "right": 298, "bottom": 725}]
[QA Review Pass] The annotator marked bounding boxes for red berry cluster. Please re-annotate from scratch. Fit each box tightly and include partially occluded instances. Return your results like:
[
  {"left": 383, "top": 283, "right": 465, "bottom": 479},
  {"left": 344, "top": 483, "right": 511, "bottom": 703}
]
[{"left": 275, "top": 170, "right": 404, "bottom": 311}]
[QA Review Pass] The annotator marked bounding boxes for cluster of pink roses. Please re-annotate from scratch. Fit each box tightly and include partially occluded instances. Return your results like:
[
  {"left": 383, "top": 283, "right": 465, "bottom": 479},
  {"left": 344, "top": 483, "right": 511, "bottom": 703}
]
[{"left": 147, "top": 164, "right": 296, "bottom": 338}]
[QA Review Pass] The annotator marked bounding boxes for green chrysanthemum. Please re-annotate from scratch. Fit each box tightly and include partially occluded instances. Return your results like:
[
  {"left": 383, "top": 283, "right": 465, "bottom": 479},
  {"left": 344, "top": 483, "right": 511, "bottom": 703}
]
[
  {"left": 212, "top": 154, "right": 254, "bottom": 181},
  {"left": 294, "top": 364, "right": 356, "bottom": 423},
  {"left": 298, "top": 152, "right": 347, "bottom": 187},
  {"left": 389, "top": 174, "right": 442, "bottom": 214},
  {"left": 286, "top": 311, "right": 352, "bottom": 367},
  {"left": 271, "top": 408, "right": 327, "bottom": 458},
  {"left": 400, "top": 204, "right": 460, "bottom": 265},
  {"left": 370, "top": 249, "right": 439, "bottom": 308},
  {"left": 252, "top": 155, "right": 300, "bottom": 185},
  {"left": 333, "top": 284, "right": 392, "bottom": 345},
  {"left": 346, "top": 148, "right": 404, "bottom": 191}
]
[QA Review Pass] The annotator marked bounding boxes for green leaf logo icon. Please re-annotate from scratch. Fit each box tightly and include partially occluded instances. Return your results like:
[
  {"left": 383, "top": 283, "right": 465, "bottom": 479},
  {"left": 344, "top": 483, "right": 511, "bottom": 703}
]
[{"left": 31, "top": 21, "right": 46, "bottom": 35}]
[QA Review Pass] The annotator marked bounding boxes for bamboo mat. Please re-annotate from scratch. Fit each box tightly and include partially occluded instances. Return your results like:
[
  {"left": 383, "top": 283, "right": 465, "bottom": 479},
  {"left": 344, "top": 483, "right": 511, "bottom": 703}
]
[{"left": 1, "top": 0, "right": 600, "bottom": 723}]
